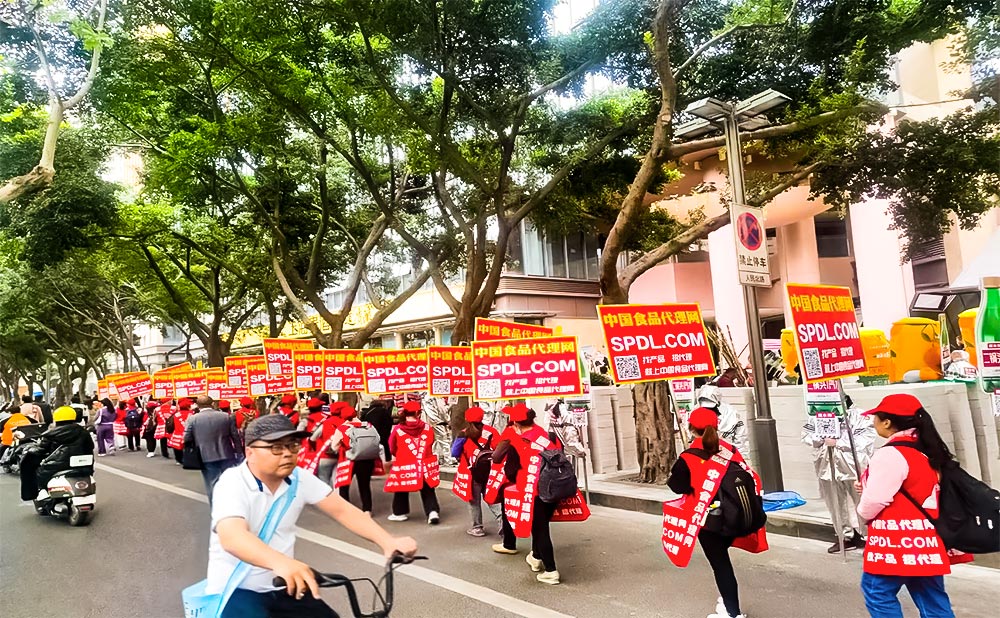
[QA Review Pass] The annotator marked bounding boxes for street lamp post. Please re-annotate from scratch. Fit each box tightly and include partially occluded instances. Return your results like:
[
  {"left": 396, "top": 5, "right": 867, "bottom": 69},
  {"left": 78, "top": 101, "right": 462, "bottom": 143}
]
[{"left": 683, "top": 92, "right": 787, "bottom": 492}]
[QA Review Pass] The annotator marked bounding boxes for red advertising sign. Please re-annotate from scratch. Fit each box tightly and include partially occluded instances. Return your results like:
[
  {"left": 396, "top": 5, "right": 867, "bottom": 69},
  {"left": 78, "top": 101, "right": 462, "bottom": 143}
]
[
  {"left": 472, "top": 335, "right": 582, "bottom": 401},
  {"left": 428, "top": 346, "right": 473, "bottom": 396},
  {"left": 292, "top": 349, "right": 325, "bottom": 392},
  {"left": 474, "top": 318, "right": 553, "bottom": 341},
  {"left": 225, "top": 355, "right": 260, "bottom": 388},
  {"left": 361, "top": 349, "right": 429, "bottom": 395},
  {"left": 246, "top": 358, "right": 271, "bottom": 397},
  {"left": 597, "top": 303, "right": 716, "bottom": 384},
  {"left": 97, "top": 378, "right": 109, "bottom": 400},
  {"left": 111, "top": 372, "right": 153, "bottom": 400},
  {"left": 262, "top": 338, "right": 315, "bottom": 377},
  {"left": 322, "top": 350, "right": 365, "bottom": 393},
  {"left": 151, "top": 362, "right": 193, "bottom": 399},
  {"left": 786, "top": 283, "right": 867, "bottom": 383},
  {"left": 172, "top": 369, "right": 210, "bottom": 398},
  {"left": 205, "top": 370, "right": 230, "bottom": 401}
]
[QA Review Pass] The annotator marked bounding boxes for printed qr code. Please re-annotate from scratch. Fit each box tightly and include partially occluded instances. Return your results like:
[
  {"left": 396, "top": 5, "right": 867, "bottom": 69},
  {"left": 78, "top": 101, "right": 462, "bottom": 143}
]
[
  {"left": 368, "top": 378, "right": 386, "bottom": 393},
  {"left": 325, "top": 377, "right": 343, "bottom": 391},
  {"left": 478, "top": 379, "right": 502, "bottom": 399},
  {"left": 296, "top": 376, "right": 313, "bottom": 389},
  {"left": 432, "top": 378, "right": 450, "bottom": 395},
  {"left": 614, "top": 355, "right": 641, "bottom": 380},
  {"left": 268, "top": 362, "right": 283, "bottom": 375},
  {"left": 802, "top": 348, "right": 822, "bottom": 379}
]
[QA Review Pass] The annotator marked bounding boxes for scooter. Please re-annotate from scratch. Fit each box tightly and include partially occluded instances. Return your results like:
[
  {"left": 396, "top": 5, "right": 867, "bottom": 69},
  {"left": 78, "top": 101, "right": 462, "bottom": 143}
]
[
  {"left": 0, "top": 424, "right": 46, "bottom": 474},
  {"left": 33, "top": 454, "right": 97, "bottom": 526}
]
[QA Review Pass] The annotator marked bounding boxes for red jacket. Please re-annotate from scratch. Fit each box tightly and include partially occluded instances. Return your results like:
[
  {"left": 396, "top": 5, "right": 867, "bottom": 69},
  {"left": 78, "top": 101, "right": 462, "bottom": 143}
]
[{"left": 167, "top": 409, "right": 191, "bottom": 450}]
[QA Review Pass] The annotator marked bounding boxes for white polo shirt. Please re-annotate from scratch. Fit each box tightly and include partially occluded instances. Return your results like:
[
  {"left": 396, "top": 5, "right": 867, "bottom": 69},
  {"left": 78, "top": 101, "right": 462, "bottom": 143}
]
[{"left": 206, "top": 462, "right": 332, "bottom": 593}]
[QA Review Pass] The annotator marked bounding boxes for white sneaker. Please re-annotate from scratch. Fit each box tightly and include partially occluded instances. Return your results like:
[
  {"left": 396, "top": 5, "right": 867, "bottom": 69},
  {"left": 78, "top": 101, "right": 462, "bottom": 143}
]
[
  {"left": 525, "top": 552, "right": 543, "bottom": 572},
  {"left": 427, "top": 510, "right": 440, "bottom": 525},
  {"left": 536, "top": 570, "right": 560, "bottom": 585},
  {"left": 146, "top": 452, "right": 157, "bottom": 458},
  {"left": 715, "top": 598, "right": 727, "bottom": 617},
  {"left": 387, "top": 514, "right": 408, "bottom": 522}
]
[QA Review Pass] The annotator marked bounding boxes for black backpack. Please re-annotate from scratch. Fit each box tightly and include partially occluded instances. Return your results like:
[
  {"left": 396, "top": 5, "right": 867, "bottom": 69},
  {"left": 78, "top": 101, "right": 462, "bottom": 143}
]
[
  {"left": 469, "top": 437, "right": 494, "bottom": 485},
  {"left": 125, "top": 408, "right": 143, "bottom": 430},
  {"left": 689, "top": 448, "right": 766, "bottom": 537},
  {"left": 892, "top": 443, "right": 1000, "bottom": 554},
  {"left": 537, "top": 445, "right": 578, "bottom": 504}
]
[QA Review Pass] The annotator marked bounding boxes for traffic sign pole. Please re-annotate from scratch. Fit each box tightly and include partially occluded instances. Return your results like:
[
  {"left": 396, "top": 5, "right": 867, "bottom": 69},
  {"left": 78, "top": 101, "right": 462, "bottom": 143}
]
[{"left": 724, "top": 107, "right": 784, "bottom": 492}]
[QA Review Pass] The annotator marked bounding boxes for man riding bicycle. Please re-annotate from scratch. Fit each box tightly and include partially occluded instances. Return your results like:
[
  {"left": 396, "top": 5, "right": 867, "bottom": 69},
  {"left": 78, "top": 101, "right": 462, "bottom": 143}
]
[{"left": 208, "top": 414, "right": 417, "bottom": 617}]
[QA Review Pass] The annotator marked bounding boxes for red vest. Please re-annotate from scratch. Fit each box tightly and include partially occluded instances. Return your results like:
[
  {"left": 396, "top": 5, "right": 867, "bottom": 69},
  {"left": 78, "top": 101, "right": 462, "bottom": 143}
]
[
  {"left": 862, "top": 441, "right": 950, "bottom": 576},
  {"left": 167, "top": 409, "right": 190, "bottom": 450},
  {"left": 154, "top": 408, "right": 171, "bottom": 440},
  {"left": 452, "top": 426, "right": 497, "bottom": 501},
  {"left": 385, "top": 425, "right": 439, "bottom": 492}
]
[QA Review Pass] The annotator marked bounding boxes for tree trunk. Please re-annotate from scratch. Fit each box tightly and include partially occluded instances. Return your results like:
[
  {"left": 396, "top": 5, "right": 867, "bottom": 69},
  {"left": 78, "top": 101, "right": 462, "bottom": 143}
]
[
  {"left": 205, "top": 337, "right": 229, "bottom": 368},
  {"left": 633, "top": 380, "right": 677, "bottom": 484}
]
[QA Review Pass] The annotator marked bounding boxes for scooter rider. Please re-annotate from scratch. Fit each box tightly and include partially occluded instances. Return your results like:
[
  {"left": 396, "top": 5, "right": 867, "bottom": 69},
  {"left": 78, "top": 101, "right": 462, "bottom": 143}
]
[
  {"left": 696, "top": 385, "right": 751, "bottom": 465},
  {"left": 19, "top": 406, "right": 95, "bottom": 501}
]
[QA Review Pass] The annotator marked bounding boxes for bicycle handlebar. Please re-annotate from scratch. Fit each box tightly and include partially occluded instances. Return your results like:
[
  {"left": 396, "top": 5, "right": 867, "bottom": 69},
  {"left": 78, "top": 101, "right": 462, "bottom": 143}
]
[{"left": 272, "top": 553, "right": 426, "bottom": 618}]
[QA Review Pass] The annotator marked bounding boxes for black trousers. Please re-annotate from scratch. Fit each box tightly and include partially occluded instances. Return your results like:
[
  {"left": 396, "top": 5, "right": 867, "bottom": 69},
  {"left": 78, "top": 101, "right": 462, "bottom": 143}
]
[
  {"left": 19, "top": 449, "right": 43, "bottom": 501},
  {"left": 144, "top": 435, "right": 156, "bottom": 453},
  {"left": 699, "top": 530, "right": 740, "bottom": 617},
  {"left": 391, "top": 482, "right": 439, "bottom": 517},
  {"left": 221, "top": 588, "right": 339, "bottom": 618},
  {"left": 500, "top": 496, "right": 558, "bottom": 572},
  {"left": 173, "top": 447, "right": 183, "bottom": 464},
  {"left": 126, "top": 430, "right": 141, "bottom": 451},
  {"left": 338, "top": 459, "right": 375, "bottom": 512},
  {"left": 159, "top": 438, "right": 170, "bottom": 457}
]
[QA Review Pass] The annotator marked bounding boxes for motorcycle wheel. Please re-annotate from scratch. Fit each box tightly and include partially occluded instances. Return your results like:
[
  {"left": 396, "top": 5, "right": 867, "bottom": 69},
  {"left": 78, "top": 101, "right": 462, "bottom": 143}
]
[
  {"left": 34, "top": 502, "right": 49, "bottom": 516},
  {"left": 67, "top": 505, "right": 91, "bottom": 527}
]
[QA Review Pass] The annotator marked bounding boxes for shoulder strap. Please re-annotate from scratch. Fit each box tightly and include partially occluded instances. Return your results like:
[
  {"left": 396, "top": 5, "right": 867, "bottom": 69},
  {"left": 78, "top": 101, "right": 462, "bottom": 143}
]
[
  {"left": 886, "top": 442, "right": 937, "bottom": 522},
  {"left": 218, "top": 470, "right": 300, "bottom": 600}
]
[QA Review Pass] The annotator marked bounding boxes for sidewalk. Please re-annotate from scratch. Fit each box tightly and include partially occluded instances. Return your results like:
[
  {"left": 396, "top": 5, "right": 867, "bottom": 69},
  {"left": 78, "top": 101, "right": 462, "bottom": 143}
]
[{"left": 440, "top": 466, "right": 1000, "bottom": 569}]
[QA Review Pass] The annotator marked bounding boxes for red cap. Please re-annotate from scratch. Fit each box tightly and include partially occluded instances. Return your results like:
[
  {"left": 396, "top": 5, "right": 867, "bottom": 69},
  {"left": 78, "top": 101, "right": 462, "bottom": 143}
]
[
  {"left": 306, "top": 397, "right": 324, "bottom": 410},
  {"left": 145, "top": 401, "right": 158, "bottom": 409},
  {"left": 160, "top": 397, "right": 173, "bottom": 404},
  {"left": 688, "top": 407, "right": 720, "bottom": 430},
  {"left": 127, "top": 398, "right": 137, "bottom": 406},
  {"left": 218, "top": 399, "right": 231, "bottom": 410},
  {"left": 340, "top": 406, "right": 357, "bottom": 420},
  {"left": 508, "top": 404, "right": 530, "bottom": 423},
  {"left": 465, "top": 406, "right": 485, "bottom": 423},
  {"left": 863, "top": 393, "right": 923, "bottom": 417},
  {"left": 239, "top": 396, "right": 255, "bottom": 407},
  {"left": 401, "top": 401, "right": 422, "bottom": 415},
  {"left": 280, "top": 394, "right": 297, "bottom": 406},
  {"left": 178, "top": 398, "right": 193, "bottom": 410}
]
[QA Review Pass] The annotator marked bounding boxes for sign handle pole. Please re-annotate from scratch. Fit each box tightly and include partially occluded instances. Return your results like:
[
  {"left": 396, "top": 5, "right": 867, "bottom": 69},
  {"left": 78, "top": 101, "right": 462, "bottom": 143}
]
[
  {"left": 668, "top": 387, "right": 690, "bottom": 450},
  {"left": 827, "top": 444, "right": 847, "bottom": 561},
  {"left": 836, "top": 380, "right": 863, "bottom": 476}
]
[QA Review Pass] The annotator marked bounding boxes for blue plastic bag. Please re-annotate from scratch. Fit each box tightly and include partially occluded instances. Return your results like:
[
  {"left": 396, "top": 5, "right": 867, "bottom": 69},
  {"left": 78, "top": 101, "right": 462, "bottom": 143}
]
[{"left": 762, "top": 490, "right": 806, "bottom": 512}]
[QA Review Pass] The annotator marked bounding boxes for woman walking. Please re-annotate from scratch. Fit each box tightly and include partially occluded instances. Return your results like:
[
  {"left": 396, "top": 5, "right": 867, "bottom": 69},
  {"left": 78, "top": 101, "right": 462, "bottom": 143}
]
[
  {"left": 856, "top": 394, "right": 966, "bottom": 618},
  {"left": 329, "top": 405, "right": 377, "bottom": 513},
  {"left": 94, "top": 398, "right": 117, "bottom": 456},
  {"left": 143, "top": 401, "right": 160, "bottom": 458},
  {"left": 666, "top": 407, "right": 759, "bottom": 618},
  {"left": 153, "top": 400, "right": 173, "bottom": 459},
  {"left": 490, "top": 404, "right": 562, "bottom": 585},
  {"left": 167, "top": 398, "right": 193, "bottom": 465},
  {"left": 451, "top": 406, "right": 501, "bottom": 537},
  {"left": 385, "top": 401, "right": 440, "bottom": 524}
]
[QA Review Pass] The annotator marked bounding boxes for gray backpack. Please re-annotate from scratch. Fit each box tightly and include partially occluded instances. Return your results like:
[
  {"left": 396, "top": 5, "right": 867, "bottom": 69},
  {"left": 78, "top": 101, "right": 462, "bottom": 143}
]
[{"left": 345, "top": 422, "right": 381, "bottom": 461}]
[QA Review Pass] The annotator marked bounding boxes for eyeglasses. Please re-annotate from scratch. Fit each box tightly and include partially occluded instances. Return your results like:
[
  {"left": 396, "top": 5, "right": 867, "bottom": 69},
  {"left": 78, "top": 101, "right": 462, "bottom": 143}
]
[{"left": 248, "top": 442, "right": 302, "bottom": 455}]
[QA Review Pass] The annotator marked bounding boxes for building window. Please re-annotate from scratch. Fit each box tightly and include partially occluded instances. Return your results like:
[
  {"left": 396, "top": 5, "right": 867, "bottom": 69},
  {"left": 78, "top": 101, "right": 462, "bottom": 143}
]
[
  {"left": 815, "top": 217, "right": 850, "bottom": 258},
  {"left": 506, "top": 221, "right": 599, "bottom": 280},
  {"left": 402, "top": 330, "right": 434, "bottom": 349},
  {"left": 380, "top": 335, "right": 398, "bottom": 349}
]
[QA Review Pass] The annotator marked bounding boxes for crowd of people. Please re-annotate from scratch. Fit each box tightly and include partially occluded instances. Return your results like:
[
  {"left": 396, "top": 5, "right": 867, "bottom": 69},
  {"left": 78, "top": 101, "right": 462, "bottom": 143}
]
[{"left": 0, "top": 385, "right": 983, "bottom": 618}]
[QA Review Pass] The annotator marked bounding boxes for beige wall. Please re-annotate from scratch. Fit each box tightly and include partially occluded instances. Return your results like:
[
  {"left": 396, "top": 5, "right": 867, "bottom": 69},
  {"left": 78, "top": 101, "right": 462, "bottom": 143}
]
[{"left": 546, "top": 317, "right": 607, "bottom": 351}]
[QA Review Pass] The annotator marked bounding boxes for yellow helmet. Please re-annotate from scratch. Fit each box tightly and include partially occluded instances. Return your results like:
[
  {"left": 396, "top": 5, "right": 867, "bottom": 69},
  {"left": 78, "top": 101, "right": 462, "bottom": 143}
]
[{"left": 53, "top": 406, "right": 77, "bottom": 423}]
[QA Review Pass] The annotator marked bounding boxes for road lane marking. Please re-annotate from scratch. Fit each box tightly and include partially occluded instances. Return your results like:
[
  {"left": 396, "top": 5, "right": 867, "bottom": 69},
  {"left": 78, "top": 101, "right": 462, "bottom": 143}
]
[{"left": 96, "top": 463, "right": 575, "bottom": 618}]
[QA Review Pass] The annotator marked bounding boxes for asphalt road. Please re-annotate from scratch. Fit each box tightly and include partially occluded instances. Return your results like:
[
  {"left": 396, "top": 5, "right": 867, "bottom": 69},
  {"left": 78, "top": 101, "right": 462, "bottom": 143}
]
[{"left": 1, "top": 452, "right": 996, "bottom": 618}]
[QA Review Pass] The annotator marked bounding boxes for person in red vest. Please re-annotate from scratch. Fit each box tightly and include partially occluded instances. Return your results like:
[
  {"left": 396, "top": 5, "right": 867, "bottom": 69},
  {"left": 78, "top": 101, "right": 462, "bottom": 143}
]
[
  {"left": 295, "top": 397, "right": 328, "bottom": 473},
  {"left": 218, "top": 399, "right": 231, "bottom": 414},
  {"left": 234, "top": 397, "right": 257, "bottom": 431},
  {"left": 277, "top": 394, "right": 300, "bottom": 426},
  {"left": 666, "top": 407, "right": 755, "bottom": 618},
  {"left": 113, "top": 400, "right": 129, "bottom": 450},
  {"left": 328, "top": 405, "right": 377, "bottom": 513},
  {"left": 385, "top": 400, "right": 440, "bottom": 524},
  {"left": 450, "top": 406, "right": 501, "bottom": 537},
  {"left": 490, "top": 404, "right": 563, "bottom": 584},
  {"left": 310, "top": 401, "right": 346, "bottom": 486},
  {"left": 856, "top": 394, "right": 965, "bottom": 618},
  {"left": 167, "top": 398, "right": 194, "bottom": 465},
  {"left": 153, "top": 400, "right": 174, "bottom": 459},
  {"left": 143, "top": 400, "right": 161, "bottom": 458}
]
